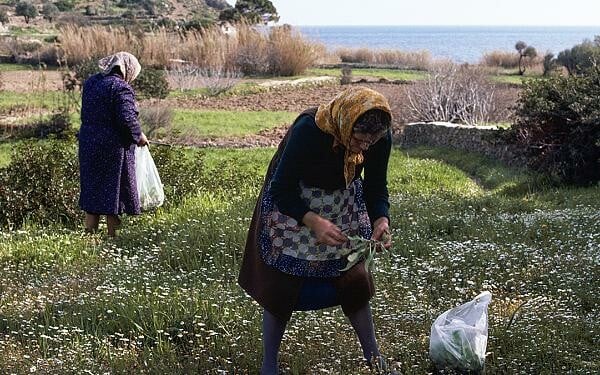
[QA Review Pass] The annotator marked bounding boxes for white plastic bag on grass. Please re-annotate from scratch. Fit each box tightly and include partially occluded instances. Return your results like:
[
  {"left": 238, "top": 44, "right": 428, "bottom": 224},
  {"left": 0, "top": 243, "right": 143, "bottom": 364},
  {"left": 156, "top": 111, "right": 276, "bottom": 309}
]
[
  {"left": 135, "top": 146, "right": 164, "bottom": 211},
  {"left": 429, "top": 291, "right": 492, "bottom": 372}
]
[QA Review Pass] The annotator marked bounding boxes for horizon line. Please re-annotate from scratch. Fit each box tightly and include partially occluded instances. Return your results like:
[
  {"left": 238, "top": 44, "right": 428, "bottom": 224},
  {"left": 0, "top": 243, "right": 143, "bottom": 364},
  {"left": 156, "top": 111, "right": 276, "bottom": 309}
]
[{"left": 284, "top": 24, "right": 600, "bottom": 28}]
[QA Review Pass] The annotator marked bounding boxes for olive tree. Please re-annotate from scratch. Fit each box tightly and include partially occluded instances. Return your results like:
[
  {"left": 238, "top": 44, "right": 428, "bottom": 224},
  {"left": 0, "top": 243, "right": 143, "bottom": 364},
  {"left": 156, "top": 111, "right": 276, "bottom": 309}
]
[
  {"left": 15, "top": 1, "right": 38, "bottom": 23},
  {"left": 515, "top": 40, "right": 537, "bottom": 75},
  {"left": 42, "top": 2, "right": 59, "bottom": 22}
]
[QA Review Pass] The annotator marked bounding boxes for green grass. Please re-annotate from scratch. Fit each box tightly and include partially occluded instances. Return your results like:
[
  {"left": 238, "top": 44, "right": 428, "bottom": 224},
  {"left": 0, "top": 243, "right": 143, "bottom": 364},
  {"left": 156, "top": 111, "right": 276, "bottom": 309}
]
[
  {"left": 0, "top": 145, "right": 598, "bottom": 373},
  {"left": 0, "top": 63, "right": 37, "bottom": 72},
  {"left": 171, "top": 109, "right": 297, "bottom": 138},
  {"left": 307, "top": 67, "right": 428, "bottom": 81},
  {"left": 167, "top": 82, "right": 270, "bottom": 99},
  {"left": 0, "top": 142, "right": 12, "bottom": 167},
  {"left": 489, "top": 70, "right": 546, "bottom": 85},
  {"left": 0, "top": 91, "right": 72, "bottom": 112}
]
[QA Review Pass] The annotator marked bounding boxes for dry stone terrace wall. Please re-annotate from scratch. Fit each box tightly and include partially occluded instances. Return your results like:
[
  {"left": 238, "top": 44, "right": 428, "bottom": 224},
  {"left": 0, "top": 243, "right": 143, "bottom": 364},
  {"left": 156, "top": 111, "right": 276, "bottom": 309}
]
[{"left": 395, "top": 122, "right": 527, "bottom": 167}]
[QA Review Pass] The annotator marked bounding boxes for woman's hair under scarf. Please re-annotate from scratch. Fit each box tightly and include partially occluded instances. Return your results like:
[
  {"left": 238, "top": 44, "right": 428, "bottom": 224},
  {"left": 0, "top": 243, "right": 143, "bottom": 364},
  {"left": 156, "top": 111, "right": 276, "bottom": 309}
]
[
  {"left": 315, "top": 86, "right": 392, "bottom": 187},
  {"left": 98, "top": 52, "right": 141, "bottom": 84}
]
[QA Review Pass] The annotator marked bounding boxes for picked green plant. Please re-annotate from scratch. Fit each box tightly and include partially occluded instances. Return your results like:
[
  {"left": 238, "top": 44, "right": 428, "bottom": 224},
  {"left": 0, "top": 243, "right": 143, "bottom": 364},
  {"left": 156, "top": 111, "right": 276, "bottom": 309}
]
[{"left": 340, "top": 233, "right": 390, "bottom": 272}]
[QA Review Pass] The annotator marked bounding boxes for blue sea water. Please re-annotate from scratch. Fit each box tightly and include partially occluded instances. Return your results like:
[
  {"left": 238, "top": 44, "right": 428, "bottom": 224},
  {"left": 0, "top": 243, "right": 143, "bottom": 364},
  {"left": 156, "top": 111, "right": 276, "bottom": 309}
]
[{"left": 297, "top": 25, "right": 600, "bottom": 63}]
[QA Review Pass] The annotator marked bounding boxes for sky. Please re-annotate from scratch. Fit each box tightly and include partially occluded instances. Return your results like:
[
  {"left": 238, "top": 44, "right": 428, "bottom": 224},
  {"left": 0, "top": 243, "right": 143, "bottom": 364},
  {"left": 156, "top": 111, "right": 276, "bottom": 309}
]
[{"left": 224, "top": 0, "right": 600, "bottom": 26}]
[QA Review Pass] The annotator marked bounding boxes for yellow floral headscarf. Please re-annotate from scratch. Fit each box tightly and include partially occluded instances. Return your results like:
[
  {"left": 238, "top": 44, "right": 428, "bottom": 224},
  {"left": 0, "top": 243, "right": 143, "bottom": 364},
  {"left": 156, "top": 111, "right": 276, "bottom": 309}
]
[
  {"left": 315, "top": 86, "right": 392, "bottom": 187},
  {"left": 98, "top": 52, "right": 141, "bottom": 84}
]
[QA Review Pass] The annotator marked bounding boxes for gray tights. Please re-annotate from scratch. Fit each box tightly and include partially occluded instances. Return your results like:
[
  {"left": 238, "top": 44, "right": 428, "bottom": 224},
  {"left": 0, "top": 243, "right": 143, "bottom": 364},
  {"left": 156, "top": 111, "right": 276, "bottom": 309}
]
[{"left": 260, "top": 304, "right": 380, "bottom": 374}]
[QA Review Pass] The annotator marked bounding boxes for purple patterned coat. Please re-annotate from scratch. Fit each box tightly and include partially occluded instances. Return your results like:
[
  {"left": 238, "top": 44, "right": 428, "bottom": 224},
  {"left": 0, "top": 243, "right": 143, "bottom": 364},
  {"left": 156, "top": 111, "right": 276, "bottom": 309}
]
[{"left": 78, "top": 73, "right": 142, "bottom": 215}]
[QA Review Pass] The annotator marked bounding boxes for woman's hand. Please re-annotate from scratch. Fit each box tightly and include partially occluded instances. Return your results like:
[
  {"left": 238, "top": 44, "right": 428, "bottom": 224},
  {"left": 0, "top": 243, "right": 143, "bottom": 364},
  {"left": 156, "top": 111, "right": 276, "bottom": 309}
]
[
  {"left": 302, "top": 212, "right": 347, "bottom": 246},
  {"left": 371, "top": 217, "right": 391, "bottom": 250},
  {"left": 137, "top": 133, "right": 149, "bottom": 147}
]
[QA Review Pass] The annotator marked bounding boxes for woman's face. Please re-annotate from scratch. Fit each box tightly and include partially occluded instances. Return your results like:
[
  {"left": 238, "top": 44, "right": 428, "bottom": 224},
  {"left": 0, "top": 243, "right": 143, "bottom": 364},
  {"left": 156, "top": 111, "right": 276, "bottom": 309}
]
[{"left": 349, "top": 131, "right": 384, "bottom": 153}]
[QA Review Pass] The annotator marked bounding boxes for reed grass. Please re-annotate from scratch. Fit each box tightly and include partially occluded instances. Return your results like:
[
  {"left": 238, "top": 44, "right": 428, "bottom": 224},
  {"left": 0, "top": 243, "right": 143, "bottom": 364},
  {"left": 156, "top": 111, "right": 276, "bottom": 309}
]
[
  {"left": 58, "top": 23, "right": 324, "bottom": 76},
  {"left": 336, "top": 47, "right": 432, "bottom": 70}
]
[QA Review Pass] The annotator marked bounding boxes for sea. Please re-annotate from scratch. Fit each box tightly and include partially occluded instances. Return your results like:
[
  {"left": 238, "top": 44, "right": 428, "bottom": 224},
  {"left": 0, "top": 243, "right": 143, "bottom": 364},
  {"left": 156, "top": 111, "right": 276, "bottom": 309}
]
[{"left": 296, "top": 25, "right": 600, "bottom": 63}]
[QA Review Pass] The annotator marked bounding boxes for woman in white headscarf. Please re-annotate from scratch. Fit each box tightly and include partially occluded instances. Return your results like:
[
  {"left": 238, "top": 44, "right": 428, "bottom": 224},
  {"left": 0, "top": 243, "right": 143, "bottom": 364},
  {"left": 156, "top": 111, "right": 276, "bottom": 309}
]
[{"left": 78, "top": 52, "right": 148, "bottom": 237}]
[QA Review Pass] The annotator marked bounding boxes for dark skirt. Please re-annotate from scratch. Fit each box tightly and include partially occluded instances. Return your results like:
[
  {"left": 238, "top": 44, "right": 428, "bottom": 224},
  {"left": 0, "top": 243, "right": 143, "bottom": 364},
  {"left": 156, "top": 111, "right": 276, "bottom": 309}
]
[{"left": 79, "top": 139, "right": 140, "bottom": 216}]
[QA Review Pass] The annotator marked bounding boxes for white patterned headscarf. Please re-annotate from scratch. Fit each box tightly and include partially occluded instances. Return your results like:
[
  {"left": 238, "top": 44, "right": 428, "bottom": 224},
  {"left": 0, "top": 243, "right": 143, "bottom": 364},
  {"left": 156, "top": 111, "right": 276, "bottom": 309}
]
[{"left": 98, "top": 52, "right": 141, "bottom": 83}]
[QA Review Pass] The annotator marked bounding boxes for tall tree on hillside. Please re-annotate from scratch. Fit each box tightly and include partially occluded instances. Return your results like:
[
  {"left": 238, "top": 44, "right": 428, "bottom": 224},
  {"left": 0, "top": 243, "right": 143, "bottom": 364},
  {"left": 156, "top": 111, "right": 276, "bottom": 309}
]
[
  {"left": 219, "top": 0, "right": 279, "bottom": 24},
  {"left": 15, "top": 1, "right": 38, "bottom": 24},
  {"left": 515, "top": 41, "right": 537, "bottom": 75}
]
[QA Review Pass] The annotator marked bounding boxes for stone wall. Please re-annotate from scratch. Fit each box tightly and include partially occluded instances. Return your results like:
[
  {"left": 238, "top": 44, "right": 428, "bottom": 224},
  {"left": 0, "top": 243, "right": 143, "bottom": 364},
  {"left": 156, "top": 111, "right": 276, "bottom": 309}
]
[{"left": 395, "top": 122, "right": 527, "bottom": 167}]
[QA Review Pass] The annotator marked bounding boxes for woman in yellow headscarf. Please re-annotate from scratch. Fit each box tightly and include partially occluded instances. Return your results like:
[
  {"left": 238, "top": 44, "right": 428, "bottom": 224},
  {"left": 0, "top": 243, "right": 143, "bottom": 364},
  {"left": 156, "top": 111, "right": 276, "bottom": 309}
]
[{"left": 239, "top": 86, "right": 393, "bottom": 373}]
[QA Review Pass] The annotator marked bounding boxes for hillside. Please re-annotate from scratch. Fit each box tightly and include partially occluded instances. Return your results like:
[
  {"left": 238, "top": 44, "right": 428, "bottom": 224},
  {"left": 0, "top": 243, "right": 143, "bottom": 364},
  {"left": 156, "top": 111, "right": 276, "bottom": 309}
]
[{"left": 0, "top": 0, "right": 231, "bottom": 28}]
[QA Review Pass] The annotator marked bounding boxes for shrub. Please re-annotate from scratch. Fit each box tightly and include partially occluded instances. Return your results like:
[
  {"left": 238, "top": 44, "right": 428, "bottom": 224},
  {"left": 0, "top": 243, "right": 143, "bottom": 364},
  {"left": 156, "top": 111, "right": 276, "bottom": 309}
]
[
  {"left": 509, "top": 69, "right": 600, "bottom": 185},
  {"left": 56, "top": 11, "right": 90, "bottom": 27},
  {"left": 406, "top": 63, "right": 497, "bottom": 125},
  {"left": 0, "top": 7, "right": 9, "bottom": 24},
  {"left": 556, "top": 38, "right": 600, "bottom": 76},
  {"left": 335, "top": 48, "right": 431, "bottom": 70},
  {"left": 0, "top": 140, "right": 80, "bottom": 229},
  {"left": 542, "top": 52, "right": 557, "bottom": 76},
  {"left": 62, "top": 58, "right": 99, "bottom": 91},
  {"left": 166, "top": 64, "right": 204, "bottom": 91},
  {"left": 234, "top": 23, "right": 269, "bottom": 75},
  {"left": 15, "top": 1, "right": 38, "bottom": 23},
  {"left": 150, "top": 146, "right": 205, "bottom": 205},
  {"left": 481, "top": 50, "right": 519, "bottom": 69},
  {"left": 54, "top": 0, "right": 74, "bottom": 11},
  {"left": 132, "top": 68, "right": 169, "bottom": 99},
  {"left": 267, "top": 24, "right": 318, "bottom": 76},
  {"left": 0, "top": 140, "right": 207, "bottom": 229},
  {"left": 340, "top": 66, "right": 352, "bottom": 85},
  {"left": 139, "top": 104, "right": 174, "bottom": 138},
  {"left": 198, "top": 67, "right": 242, "bottom": 96},
  {"left": 42, "top": 3, "right": 59, "bottom": 22}
]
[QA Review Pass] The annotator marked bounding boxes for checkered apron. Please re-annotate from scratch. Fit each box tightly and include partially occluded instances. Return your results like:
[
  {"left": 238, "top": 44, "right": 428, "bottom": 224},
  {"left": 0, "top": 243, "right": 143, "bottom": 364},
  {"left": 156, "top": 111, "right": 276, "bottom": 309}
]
[{"left": 259, "top": 179, "right": 372, "bottom": 277}]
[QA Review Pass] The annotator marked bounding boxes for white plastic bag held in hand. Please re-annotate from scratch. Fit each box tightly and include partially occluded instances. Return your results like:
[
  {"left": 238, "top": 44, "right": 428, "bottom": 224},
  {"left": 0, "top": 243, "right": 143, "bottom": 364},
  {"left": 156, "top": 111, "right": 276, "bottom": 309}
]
[
  {"left": 429, "top": 291, "right": 492, "bottom": 372},
  {"left": 135, "top": 146, "right": 164, "bottom": 211}
]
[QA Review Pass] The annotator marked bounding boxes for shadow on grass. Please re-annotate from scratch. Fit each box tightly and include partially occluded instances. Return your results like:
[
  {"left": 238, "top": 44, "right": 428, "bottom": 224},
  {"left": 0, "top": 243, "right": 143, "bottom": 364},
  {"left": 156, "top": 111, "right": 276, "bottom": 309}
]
[{"left": 399, "top": 146, "right": 552, "bottom": 197}]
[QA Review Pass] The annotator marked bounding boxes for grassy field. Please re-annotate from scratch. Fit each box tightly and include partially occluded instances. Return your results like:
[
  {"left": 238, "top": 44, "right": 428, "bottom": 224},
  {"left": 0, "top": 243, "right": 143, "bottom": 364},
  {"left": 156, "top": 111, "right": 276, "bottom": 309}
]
[
  {"left": 307, "top": 68, "right": 429, "bottom": 81},
  {"left": 171, "top": 110, "right": 297, "bottom": 138},
  {"left": 0, "top": 144, "right": 597, "bottom": 373},
  {"left": 0, "top": 91, "right": 72, "bottom": 112},
  {"left": 0, "top": 63, "right": 38, "bottom": 71},
  {"left": 0, "top": 142, "right": 12, "bottom": 167}
]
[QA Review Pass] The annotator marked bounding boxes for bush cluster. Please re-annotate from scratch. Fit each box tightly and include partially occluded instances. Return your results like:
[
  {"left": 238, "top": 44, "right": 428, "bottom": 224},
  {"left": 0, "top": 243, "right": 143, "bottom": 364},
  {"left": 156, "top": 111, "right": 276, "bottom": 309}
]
[
  {"left": 509, "top": 69, "right": 600, "bottom": 185},
  {"left": 556, "top": 37, "right": 600, "bottom": 76},
  {"left": 150, "top": 146, "right": 205, "bottom": 205},
  {"left": 405, "top": 63, "right": 497, "bottom": 125},
  {"left": 132, "top": 68, "right": 169, "bottom": 99},
  {"left": 0, "top": 141, "right": 206, "bottom": 230},
  {"left": 0, "top": 140, "right": 80, "bottom": 229}
]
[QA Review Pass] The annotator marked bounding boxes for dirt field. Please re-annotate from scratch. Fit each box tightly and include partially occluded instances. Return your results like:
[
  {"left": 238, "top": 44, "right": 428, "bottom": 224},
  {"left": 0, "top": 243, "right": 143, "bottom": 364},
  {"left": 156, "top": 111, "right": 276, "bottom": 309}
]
[
  {"left": 1, "top": 70, "right": 518, "bottom": 147},
  {"left": 0, "top": 70, "right": 64, "bottom": 92}
]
